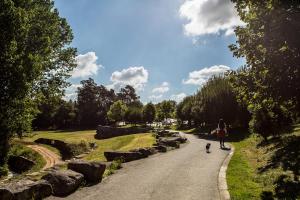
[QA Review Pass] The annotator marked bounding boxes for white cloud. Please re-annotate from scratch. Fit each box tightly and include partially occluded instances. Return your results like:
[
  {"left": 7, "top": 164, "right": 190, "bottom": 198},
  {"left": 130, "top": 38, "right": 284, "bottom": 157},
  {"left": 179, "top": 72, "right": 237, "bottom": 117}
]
[
  {"left": 183, "top": 65, "right": 230, "bottom": 85},
  {"left": 179, "top": 0, "right": 244, "bottom": 36},
  {"left": 63, "top": 84, "right": 81, "bottom": 100},
  {"left": 171, "top": 93, "right": 187, "bottom": 102},
  {"left": 152, "top": 82, "right": 170, "bottom": 93},
  {"left": 149, "top": 94, "right": 163, "bottom": 100},
  {"left": 109, "top": 66, "right": 149, "bottom": 91},
  {"left": 71, "top": 52, "right": 102, "bottom": 78}
]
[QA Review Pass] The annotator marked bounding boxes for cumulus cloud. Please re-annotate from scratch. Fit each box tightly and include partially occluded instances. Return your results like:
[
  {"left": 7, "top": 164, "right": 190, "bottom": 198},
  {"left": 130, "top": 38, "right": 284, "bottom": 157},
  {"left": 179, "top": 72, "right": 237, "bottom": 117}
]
[
  {"left": 109, "top": 66, "right": 149, "bottom": 91},
  {"left": 183, "top": 65, "right": 230, "bottom": 85},
  {"left": 149, "top": 94, "right": 163, "bottom": 100},
  {"left": 63, "top": 84, "right": 81, "bottom": 100},
  {"left": 152, "top": 82, "right": 170, "bottom": 94},
  {"left": 171, "top": 93, "right": 187, "bottom": 102},
  {"left": 179, "top": 0, "right": 244, "bottom": 36},
  {"left": 71, "top": 52, "right": 102, "bottom": 78}
]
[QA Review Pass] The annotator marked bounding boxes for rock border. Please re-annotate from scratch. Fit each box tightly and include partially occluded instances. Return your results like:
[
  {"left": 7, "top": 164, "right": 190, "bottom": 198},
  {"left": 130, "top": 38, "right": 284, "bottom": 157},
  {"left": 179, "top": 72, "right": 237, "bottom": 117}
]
[{"left": 218, "top": 144, "right": 235, "bottom": 200}]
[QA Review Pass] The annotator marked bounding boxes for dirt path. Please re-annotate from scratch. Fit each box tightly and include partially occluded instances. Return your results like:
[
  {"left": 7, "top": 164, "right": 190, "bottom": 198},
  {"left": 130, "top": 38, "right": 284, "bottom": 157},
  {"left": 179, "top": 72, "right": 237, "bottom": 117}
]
[
  {"left": 27, "top": 145, "right": 63, "bottom": 169},
  {"left": 48, "top": 133, "right": 230, "bottom": 200}
]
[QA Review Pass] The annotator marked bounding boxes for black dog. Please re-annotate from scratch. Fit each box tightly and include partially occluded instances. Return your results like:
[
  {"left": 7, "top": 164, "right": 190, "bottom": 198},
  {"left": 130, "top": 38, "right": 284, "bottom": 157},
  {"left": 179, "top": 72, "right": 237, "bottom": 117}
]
[{"left": 206, "top": 143, "right": 211, "bottom": 153}]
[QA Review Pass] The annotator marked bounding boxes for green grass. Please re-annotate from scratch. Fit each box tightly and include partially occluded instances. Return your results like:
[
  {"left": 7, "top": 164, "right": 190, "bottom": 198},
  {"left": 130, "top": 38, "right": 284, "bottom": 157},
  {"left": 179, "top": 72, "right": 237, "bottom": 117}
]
[
  {"left": 9, "top": 143, "right": 46, "bottom": 173},
  {"left": 227, "top": 124, "right": 300, "bottom": 199},
  {"left": 21, "top": 130, "right": 155, "bottom": 162}
]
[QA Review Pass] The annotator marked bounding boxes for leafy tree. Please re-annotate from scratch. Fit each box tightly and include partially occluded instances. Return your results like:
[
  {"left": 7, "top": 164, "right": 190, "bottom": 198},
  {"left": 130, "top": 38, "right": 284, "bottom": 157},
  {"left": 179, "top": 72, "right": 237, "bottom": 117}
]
[
  {"left": 0, "top": 0, "right": 76, "bottom": 172},
  {"left": 54, "top": 100, "right": 77, "bottom": 129},
  {"left": 229, "top": 0, "right": 300, "bottom": 137},
  {"left": 156, "top": 100, "right": 176, "bottom": 121},
  {"left": 117, "top": 85, "right": 139, "bottom": 105},
  {"left": 77, "top": 79, "right": 100, "bottom": 128},
  {"left": 176, "top": 96, "right": 193, "bottom": 126},
  {"left": 143, "top": 103, "right": 156, "bottom": 124},
  {"left": 76, "top": 78, "right": 116, "bottom": 128},
  {"left": 125, "top": 106, "right": 143, "bottom": 125},
  {"left": 107, "top": 100, "right": 127, "bottom": 124}
]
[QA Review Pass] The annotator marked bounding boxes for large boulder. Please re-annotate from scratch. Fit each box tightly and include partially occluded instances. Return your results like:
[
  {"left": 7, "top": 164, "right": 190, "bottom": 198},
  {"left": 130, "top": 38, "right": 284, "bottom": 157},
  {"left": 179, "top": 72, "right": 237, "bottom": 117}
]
[
  {"left": 5, "top": 179, "right": 52, "bottom": 200},
  {"left": 130, "top": 147, "right": 157, "bottom": 157},
  {"left": 41, "top": 170, "right": 84, "bottom": 197},
  {"left": 104, "top": 151, "right": 144, "bottom": 162},
  {"left": 0, "top": 188, "right": 14, "bottom": 200},
  {"left": 158, "top": 137, "right": 181, "bottom": 148},
  {"left": 8, "top": 156, "right": 35, "bottom": 173},
  {"left": 95, "top": 125, "right": 150, "bottom": 139},
  {"left": 68, "top": 160, "right": 106, "bottom": 183},
  {"left": 153, "top": 145, "right": 168, "bottom": 153}
]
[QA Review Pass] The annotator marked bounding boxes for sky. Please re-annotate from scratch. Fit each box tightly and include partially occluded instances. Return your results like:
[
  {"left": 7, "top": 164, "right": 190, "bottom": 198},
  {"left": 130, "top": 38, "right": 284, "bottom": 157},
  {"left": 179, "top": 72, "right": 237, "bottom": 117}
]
[{"left": 55, "top": 0, "right": 245, "bottom": 103}]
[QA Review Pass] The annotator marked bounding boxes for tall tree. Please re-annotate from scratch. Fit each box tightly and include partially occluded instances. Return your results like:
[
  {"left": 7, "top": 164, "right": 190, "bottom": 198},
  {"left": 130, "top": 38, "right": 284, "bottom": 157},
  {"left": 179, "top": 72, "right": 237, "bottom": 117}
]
[
  {"left": 117, "top": 85, "right": 139, "bottom": 105},
  {"left": 0, "top": 0, "right": 76, "bottom": 173},
  {"left": 107, "top": 100, "right": 127, "bottom": 124},
  {"left": 230, "top": 0, "right": 300, "bottom": 137},
  {"left": 143, "top": 103, "right": 156, "bottom": 124}
]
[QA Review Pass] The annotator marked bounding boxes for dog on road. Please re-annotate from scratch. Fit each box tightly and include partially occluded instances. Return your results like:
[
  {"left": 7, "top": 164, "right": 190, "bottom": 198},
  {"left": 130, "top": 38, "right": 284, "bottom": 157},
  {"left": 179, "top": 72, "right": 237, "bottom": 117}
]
[{"left": 206, "top": 143, "right": 211, "bottom": 153}]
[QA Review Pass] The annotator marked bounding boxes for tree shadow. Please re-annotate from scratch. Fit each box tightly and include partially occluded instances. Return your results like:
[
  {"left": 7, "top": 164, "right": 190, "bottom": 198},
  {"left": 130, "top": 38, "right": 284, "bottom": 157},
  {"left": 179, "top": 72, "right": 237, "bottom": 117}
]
[{"left": 258, "top": 135, "right": 300, "bottom": 199}]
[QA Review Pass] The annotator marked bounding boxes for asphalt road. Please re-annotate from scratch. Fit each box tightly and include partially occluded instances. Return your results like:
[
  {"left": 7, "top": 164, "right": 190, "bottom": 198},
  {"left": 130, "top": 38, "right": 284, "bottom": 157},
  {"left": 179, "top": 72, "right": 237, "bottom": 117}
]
[{"left": 48, "top": 133, "right": 230, "bottom": 200}]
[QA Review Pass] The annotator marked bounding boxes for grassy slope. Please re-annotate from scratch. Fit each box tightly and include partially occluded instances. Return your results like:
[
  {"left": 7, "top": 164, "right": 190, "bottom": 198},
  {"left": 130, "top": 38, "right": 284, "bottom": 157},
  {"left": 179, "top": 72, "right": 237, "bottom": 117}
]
[
  {"left": 9, "top": 143, "right": 46, "bottom": 173},
  {"left": 227, "top": 125, "right": 300, "bottom": 199},
  {"left": 22, "top": 130, "right": 155, "bottom": 161}
]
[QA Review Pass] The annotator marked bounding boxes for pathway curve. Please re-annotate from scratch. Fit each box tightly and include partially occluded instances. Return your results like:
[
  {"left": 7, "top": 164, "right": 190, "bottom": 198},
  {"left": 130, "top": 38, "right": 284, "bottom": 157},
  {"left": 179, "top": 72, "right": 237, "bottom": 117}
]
[
  {"left": 48, "top": 133, "right": 230, "bottom": 200},
  {"left": 27, "top": 145, "right": 63, "bottom": 169}
]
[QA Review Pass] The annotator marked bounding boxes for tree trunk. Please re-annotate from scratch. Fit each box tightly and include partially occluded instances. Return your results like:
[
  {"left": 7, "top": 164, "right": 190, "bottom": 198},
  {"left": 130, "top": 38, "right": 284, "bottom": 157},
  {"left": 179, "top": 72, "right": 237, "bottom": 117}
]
[{"left": 0, "top": 132, "right": 9, "bottom": 166}]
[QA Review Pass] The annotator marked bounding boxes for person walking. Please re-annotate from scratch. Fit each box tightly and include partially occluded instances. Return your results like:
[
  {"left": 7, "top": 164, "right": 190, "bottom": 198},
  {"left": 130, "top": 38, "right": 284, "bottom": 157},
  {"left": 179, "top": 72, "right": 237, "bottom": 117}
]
[{"left": 217, "top": 119, "right": 226, "bottom": 148}]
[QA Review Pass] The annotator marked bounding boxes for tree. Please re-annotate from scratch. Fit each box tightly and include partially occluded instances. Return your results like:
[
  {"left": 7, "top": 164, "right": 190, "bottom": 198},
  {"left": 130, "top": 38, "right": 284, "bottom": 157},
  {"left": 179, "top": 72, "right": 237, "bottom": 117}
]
[
  {"left": 117, "top": 85, "right": 139, "bottom": 105},
  {"left": 107, "top": 100, "right": 127, "bottom": 124},
  {"left": 176, "top": 96, "right": 193, "bottom": 126},
  {"left": 143, "top": 103, "right": 156, "bottom": 124},
  {"left": 229, "top": 0, "right": 300, "bottom": 137},
  {"left": 156, "top": 100, "right": 176, "bottom": 122},
  {"left": 0, "top": 0, "right": 76, "bottom": 173},
  {"left": 125, "top": 107, "right": 143, "bottom": 125},
  {"left": 77, "top": 79, "right": 99, "bottom": 128},
  {"left": 54, "top": 100, "right": 77, "bottom": 129}
]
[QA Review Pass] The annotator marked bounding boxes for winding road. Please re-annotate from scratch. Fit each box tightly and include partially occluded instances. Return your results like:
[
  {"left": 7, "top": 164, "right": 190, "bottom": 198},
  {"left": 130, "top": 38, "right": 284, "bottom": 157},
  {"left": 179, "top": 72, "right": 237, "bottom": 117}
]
[
  {"left": 27, "top": 145, "right": 63, "bottom": 169},
  {"left": 48, "top": 133, "right": 230, "bottom": 200}
]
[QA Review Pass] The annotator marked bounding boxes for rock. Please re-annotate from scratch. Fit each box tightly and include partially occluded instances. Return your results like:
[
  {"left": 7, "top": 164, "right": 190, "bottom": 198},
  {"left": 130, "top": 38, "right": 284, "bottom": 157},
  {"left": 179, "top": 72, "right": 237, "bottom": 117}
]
[
  {"left": 95, "top": 125, "right": 150, "bottom": 139},
  {"left": 42, "top": 170, "right": 84, "bottom": 197},
  {"left": 6, "top": 179, "right": 52, "bottom": 200},
  {"left": 130, "top": 147, "right": 157, "bottom": 157},
  {"left": 154, "top": 145, "right": 168, "bottom": 153},
  {"left": 104, "top": 151, "right": 144, "bottom": 162},
  {"left": 158, "top": 137, "right": 181, "bottom": 148},
  {"left": 0, "top": 188, "right": 14, "bottom": 200},
  {"left": 68, "top": 160, "right": 106, "bottom": 183},
  {"left": 8, "top": 156, "right": 35, "bottom": 173}
]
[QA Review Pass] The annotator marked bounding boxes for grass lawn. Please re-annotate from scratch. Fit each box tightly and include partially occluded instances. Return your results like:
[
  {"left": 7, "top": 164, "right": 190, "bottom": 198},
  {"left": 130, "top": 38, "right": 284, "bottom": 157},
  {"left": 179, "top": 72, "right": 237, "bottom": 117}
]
[
  {"left": 227, "top": 124, "right": 300, "bottom": 199},
  {"left": 21, "top": 130, "right": 156, "bottom": 161}
]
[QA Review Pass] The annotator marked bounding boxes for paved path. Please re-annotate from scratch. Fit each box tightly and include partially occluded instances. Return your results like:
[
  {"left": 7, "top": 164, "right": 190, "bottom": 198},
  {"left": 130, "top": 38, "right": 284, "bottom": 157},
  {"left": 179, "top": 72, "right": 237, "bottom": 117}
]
[
  {"left": 27, "top": 145, "right": 63, "bottom": 169},
  {"left": 48, "top": 133, "right": 230, "bottom": 200}
]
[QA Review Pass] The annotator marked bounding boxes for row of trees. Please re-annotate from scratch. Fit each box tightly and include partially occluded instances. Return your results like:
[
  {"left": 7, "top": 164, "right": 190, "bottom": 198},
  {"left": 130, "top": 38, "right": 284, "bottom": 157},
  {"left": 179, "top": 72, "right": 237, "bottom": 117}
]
[
  {"left": 33, "top": 78, "right": 177, "bottom": 129},
  {"left": 176, "top": 76, "right": 250, "bottom": 128}
]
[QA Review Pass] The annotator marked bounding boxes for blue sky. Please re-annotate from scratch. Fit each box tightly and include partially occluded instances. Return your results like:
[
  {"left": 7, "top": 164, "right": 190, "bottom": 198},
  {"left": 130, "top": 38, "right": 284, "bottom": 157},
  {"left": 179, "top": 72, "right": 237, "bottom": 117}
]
[{"left": 56, "top": 0, "right": 245, "bottom": 103}]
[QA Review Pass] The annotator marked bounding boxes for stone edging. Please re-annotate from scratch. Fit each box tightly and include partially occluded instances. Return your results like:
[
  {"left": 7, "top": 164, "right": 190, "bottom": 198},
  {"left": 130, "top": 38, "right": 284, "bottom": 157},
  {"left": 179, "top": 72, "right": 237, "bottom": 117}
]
[{"left": 218, "top": 144, "right": 235, "bottom": 200}]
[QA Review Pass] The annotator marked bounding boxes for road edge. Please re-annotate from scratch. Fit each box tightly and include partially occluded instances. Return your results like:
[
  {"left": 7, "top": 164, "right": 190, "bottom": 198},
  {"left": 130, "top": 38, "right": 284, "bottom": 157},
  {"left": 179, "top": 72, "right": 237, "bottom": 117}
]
[{"left": 218, "top": 144, "right": 235, "bottom": 200}]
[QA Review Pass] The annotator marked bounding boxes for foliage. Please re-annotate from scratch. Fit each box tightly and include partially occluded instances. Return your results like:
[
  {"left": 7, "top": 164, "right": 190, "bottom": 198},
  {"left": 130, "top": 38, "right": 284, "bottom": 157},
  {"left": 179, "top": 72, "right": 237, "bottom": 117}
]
[
  {"left": 117, "top": 85, "right": 139, "bottom": 105},
  {"left": 176, "top": 76, "right": 250, "bottom": 128},
  {"left": 77, "top": 78, "right": 116, "bottom": 128},
  {"left": 0, "top": 0, "right": 76, "bottom": 166},
  {"left": 143, "top": 103, "right": 156, "bottom": 124},
  {"left": 155, "top": 100, "right": 176, "bottom": 121},
  {"left": 125, "top": 106, "right": 143, "bottom": 125},
  {"left": 107, "top": 100, "right": 128, "bottom": 124},
  {"left": 229, "top": 0, "right": 300, "bottom": 137}
]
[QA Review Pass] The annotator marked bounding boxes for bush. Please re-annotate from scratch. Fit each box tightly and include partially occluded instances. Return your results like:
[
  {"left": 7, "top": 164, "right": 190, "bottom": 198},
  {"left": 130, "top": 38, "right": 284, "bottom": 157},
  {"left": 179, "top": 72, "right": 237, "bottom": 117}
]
[
  {"left": 68, "top": 140, "right": 89, "bottom": 156},
  {"left": 0, "top": 165, "right": 8, "bottom": 177}
]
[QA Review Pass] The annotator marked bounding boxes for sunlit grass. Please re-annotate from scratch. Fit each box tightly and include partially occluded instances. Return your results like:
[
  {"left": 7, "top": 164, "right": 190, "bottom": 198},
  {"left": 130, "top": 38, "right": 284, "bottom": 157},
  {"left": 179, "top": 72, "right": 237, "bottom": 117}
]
[{"left": 21, "top": 130, "right": 155, "bottom": 162}]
